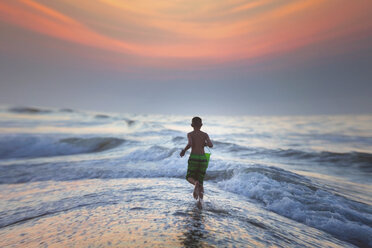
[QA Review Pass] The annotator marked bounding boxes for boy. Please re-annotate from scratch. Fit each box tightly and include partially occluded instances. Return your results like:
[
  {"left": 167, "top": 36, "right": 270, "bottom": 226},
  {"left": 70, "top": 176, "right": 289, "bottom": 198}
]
[{"left": 180, "top": 117, "right": 213, "bottom": 200}]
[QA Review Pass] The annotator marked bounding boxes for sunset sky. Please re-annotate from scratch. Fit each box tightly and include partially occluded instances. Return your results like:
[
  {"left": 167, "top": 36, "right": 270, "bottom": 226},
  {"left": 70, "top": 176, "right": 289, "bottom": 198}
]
[{"left": 0, "top": 0, "right": 371, "bottom": 115}]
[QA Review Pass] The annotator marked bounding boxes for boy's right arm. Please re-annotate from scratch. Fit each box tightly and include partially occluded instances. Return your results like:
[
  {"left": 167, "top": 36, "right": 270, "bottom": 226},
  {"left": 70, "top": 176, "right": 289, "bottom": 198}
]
[{"left": 180, "top": 133, "right": 192, "bottom": 157}]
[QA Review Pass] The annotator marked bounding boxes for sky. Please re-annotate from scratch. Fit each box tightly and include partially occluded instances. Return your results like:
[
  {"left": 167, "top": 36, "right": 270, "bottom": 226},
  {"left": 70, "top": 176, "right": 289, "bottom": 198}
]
[{"left": 0, "top": 0, "right": 371, "bottom": 115}]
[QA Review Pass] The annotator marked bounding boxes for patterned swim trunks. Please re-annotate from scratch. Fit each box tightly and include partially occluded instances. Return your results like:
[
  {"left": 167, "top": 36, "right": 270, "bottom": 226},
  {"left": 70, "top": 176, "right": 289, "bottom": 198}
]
[{"left": 186, "top": 154, "right": 209, "bottom": 185}]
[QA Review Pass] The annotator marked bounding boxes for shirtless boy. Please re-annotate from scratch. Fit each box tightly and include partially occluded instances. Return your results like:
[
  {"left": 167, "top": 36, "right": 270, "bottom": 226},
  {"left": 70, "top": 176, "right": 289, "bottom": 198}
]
[{"left": 180, "top": 117, "right": 213, "bottom": 200}]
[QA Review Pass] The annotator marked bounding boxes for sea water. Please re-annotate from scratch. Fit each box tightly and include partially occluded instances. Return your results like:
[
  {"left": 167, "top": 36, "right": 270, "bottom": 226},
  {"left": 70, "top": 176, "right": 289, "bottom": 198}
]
[{"left": 0, "top": 106, "right": 371, "bottom": 247}]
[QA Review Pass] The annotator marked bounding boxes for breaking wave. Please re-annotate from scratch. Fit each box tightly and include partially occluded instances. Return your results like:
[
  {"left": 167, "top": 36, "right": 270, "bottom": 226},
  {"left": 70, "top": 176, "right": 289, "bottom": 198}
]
[
  {"left": 217, "top": 165, "right": 372, "bottom": 247},
  {"left": 0, "top": 136, "right": 126, "bottom": 159},
  {"left": 214, "top": 141, "right": 372, "bottom": 172}
]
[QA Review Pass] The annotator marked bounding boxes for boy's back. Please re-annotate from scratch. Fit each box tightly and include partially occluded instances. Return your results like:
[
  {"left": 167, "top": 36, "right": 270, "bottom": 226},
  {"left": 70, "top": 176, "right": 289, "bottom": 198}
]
[{"left": 187, "top": 130, "right": 212, "bottom": 155}]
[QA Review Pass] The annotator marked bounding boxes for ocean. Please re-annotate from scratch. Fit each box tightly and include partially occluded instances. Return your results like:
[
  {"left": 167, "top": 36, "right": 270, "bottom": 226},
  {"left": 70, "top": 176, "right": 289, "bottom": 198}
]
[{"left": 0, "top": 106, "right": 371, "bottom": 247}]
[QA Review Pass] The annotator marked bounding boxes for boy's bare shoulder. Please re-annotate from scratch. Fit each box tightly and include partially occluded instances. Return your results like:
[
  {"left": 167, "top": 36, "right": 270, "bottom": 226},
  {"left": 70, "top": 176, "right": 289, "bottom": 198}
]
[{"left": 201, "top": 131, "right": 209, "bottom": 136}]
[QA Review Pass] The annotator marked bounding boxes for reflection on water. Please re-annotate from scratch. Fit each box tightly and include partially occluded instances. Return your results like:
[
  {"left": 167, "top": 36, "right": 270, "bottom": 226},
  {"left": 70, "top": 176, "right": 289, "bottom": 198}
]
[{"left": 180, "top": 204, "right": 213, "bottom": 248}]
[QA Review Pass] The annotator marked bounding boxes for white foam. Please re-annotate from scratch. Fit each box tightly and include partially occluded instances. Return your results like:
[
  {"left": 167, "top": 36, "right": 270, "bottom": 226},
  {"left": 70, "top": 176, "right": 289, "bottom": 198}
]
[{"left": 217, "top": 169, "right": 372, "bottom": 246}]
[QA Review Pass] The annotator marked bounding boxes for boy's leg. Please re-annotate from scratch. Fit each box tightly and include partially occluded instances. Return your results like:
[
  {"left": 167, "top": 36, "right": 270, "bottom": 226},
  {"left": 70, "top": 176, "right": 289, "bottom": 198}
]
[
  {"left": 194, "top": 181, "right": 200, "bottom": 200},
  {"left": 187, "top": 177, "right": 199, "bottom": 200},
  {"left": 187, "top": 157, "right": 201, "bottom": 199},
  {"left": 192, "top": 169, "right": 203, "bottom": 199},
  {"left": 198, "top": 184, "right": 204, "bottom": 200},
  {"left": 187, "top": 176, "right": 202, "bottom": 200},
  {"left": 196, "top": 163, "right": 206, "bottom": 200},
  {"left": 186, "top": 177, "right": 197, "bottom": 185}
]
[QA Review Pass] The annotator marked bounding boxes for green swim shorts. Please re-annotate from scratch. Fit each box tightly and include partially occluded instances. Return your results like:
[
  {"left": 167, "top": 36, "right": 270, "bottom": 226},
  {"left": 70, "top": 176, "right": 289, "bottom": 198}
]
[{"left": 186, "top": 154, "right": 209, "bottom": 185}]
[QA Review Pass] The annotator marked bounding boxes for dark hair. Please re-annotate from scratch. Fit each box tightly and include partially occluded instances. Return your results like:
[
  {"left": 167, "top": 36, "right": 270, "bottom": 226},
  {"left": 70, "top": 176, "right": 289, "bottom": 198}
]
[{"left": 192, "top": 117, "right": 202, "bottom": 126}]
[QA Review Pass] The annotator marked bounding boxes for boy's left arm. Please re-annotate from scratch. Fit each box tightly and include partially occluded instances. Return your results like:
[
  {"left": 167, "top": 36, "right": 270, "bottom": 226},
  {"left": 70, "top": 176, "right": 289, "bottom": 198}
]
[{"left": 205, "top": 134, "right": 213, "bottom": 148}]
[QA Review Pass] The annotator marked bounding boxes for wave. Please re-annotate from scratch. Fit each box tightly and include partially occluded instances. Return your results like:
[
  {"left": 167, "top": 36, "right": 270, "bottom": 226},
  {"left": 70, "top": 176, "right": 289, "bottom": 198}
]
[
  {"left": 125, "top": 119, "right": 136, "bottom": 126},
  {"left": 0, "top": 143, "right": 188, "bottom": 184},
  {"left": 172, "top": 136, "right": 186, "bottom": 144},
  {"left": 271, "top": 149, "right": 372, "bottom": 171},
  {"left": 59, "top": 108, "right": 74, "bottom": 113},
  {"left": 217, "top": 165, "right": 372, "bottom": 247},
  {"left": 94, "top": 114, "right": 110, "bottom": 119},
  {"left": 0, "top": 151, "right": 186, "bottom": 184},
  {"left": 60, "top": 137, "right": 125, "bottom": 153},
  {"left": 0, "top": 135, "right": 126, "bottom": 159},
  {"left": 8, "top": 106, "right": 52, "bottom": 114},
  {"left": 123, "top": 145, "right": 178, "bottom": 162},
  {"left": 215, "top": 141, "right": 372, "bottom": 172},
  {"left": 297, "top": 133, "right": 372, "bottom": 146}
]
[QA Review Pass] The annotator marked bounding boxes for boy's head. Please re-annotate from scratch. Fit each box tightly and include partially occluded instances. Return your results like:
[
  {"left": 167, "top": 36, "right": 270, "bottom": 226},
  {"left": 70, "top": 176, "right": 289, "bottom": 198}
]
[{"left": 191, "top": 117, "right": 202, "bottom": 129}]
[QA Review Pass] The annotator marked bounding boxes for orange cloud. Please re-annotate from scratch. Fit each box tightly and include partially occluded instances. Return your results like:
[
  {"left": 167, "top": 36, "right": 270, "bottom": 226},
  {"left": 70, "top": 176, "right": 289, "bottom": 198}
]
[{"left": 0, "top": 0, "right": 370, "bottom": 66}]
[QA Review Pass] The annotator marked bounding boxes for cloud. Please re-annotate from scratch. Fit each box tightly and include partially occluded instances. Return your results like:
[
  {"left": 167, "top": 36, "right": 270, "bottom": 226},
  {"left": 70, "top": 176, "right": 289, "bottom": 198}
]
[{"left": 0, "top": 0, "right": 370, "bottom": 66}]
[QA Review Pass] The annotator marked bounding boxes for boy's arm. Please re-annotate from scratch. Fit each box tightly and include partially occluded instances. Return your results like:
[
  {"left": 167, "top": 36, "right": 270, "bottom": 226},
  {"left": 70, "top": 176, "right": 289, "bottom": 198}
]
[
  {"left": 180, "top": 133, "right": 192, "bottom": 157},
  {"left": 205, "top": 134, "right": 213, "bottom": 148}
]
